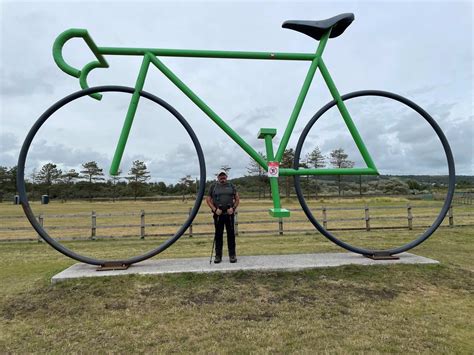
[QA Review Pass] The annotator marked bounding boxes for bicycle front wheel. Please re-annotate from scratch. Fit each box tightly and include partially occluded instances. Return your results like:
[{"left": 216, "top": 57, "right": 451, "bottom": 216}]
[
  {"left": 17, "top": 86, "right": 206, "bottom": 266},
  {"left": 294, "top": 90, "right": 455, "bottom": 256}
]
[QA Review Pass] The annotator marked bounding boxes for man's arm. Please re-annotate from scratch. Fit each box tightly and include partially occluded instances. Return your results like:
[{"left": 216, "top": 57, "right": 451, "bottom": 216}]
[
  {"left": 227, "top": 192, "right": 240, "bottom": 215},
  {"left": 205, "top": 196, "right": 216, "bottom": 213},
  {"left": 233, "top": 192, "right": 240, "bottom": 209},
  {"left": 206, "top": 195, "right": 223, "bottom": 215}
]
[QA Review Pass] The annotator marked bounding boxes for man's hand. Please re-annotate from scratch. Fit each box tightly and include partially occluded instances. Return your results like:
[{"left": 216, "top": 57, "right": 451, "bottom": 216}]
[
  {"left": 227, "top": 207, "right": 234, "bottom": 215},
  {"left": 215, "top": 208, "right": 223, "bottom": 216}
]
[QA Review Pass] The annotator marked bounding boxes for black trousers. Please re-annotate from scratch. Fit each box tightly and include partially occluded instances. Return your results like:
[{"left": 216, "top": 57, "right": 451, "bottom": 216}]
[{"left": 213, "top": 213, "right": 236, "bottom": 257}]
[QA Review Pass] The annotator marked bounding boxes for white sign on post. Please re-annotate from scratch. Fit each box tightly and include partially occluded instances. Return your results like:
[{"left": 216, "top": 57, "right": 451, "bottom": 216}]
[{"left": 268, "top": 162, "right": 279, "bottom": 177}]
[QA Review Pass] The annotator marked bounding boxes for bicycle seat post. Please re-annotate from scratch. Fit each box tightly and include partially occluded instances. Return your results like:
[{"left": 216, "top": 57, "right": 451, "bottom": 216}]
[{"left": 258, "top": 128, "right": 291, "bottom": 218}]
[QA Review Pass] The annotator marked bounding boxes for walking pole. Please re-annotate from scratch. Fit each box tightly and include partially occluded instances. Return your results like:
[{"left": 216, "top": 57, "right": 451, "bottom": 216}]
[
  {"left": 209, "top": 210, "right": 220, "bottom": 264},
  {"left": 209, "top": 234, "right": 216, "bottom": 264}
]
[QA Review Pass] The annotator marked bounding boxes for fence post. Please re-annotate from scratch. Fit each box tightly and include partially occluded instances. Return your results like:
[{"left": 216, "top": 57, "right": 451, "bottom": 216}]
[
  {"left": 188, "top": 207, "right": 193, "bottom": 237},
  {"left": 37, "top": 214, "right": 44, "bottom": 242},
  {"left": 364, "top": 205, "right": 371, "bottom": 231},
  {"left": 448, "top": 205, "right": 454, "bottom": 227},
  {"left": 278, "top": 218, "right": 284, "bottom": 235},
  {"left": 234, "top": 210, "right": 239, "bottom": 237},
  {"left": 91, "top": 211, "right": 96, "bottom": 240},
  {"left": 140, "top": 209, "right": 145, "bottom": 239},
  {"left": 322, "top": 206, "right": 327, "bottom": 229},
  {"left": 407, "top": 204, "right": 413, "bottom": 230}
]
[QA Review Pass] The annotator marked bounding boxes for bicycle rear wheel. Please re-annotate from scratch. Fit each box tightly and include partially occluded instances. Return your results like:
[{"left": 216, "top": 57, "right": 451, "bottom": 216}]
[
  {"left": 17, "top": 86, "right": 206, "bottom": 266},
  {"left": 294, "top": 90, "right": 455, "bottom": 256}
]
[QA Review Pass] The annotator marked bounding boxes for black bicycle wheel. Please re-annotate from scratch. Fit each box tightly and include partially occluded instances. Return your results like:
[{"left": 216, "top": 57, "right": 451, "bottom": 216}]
[
  {"left": 294, "top": 90, "right": 455, "bottom": 256},
  {"left": 17, "top": 86, "right": 206, "bottom": 266}
]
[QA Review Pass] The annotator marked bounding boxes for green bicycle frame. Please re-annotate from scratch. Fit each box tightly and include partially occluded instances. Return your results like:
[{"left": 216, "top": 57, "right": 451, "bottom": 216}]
[{"left": 53, "top": 28, "right": 379, "bottom": 216}]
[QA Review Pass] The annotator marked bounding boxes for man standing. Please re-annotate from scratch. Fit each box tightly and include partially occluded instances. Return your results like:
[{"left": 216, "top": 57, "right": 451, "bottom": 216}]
[{"left": 206, "top": 169, "right": 240, "bottom": 263}]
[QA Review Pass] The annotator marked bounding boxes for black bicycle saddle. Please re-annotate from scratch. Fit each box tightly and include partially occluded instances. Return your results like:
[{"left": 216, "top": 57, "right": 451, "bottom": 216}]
[{"left": 282, "top": 13, "right": 355, "bottom": 41}]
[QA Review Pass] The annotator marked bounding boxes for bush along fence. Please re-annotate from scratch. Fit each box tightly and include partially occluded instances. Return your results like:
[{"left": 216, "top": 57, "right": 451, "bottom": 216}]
[{"left": 1, "top": 203, "right": 472, "bottom": 242}]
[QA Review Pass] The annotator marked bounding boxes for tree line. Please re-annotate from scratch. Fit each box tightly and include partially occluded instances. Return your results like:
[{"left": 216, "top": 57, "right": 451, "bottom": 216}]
[
  {"left": 247, "top": 147, "right": 355, "bottom": 198},
  {"left": 0, "top": 146, "right": 463, "bottom": 202},
  {"left": 1, "top": 160, "right": 161, "bottom": 202}
]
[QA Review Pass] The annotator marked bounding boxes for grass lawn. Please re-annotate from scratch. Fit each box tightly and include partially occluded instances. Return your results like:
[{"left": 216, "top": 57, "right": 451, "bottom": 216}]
[{"left": 0, "top": 199, "right": 472, "bottom": 353}]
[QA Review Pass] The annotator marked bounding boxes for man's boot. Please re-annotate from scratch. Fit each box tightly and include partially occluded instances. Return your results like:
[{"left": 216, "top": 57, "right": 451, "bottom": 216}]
[{"left": 214, "top": 255, "right": 222, "bottom": 264}]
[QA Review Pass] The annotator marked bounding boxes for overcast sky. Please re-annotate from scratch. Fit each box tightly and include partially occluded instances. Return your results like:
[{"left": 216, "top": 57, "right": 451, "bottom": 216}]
[{"left": 1, "top": 0, "right": 472, "bottom": 184}]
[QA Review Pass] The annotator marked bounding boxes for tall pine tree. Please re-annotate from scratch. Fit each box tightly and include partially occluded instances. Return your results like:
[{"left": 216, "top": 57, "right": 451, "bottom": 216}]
[
  {"left": 329, "top": 148, "right": 354, "bottom": 196},
  {"left": 305, "top": 146, "right": 326, "bottom": 197},
  {"left": 127, "top": 160, "right": 151, "bottom": 201},
  {"left": 80, "top": 161, "right": 104, "bottom": 201},
  {"left": 281, "top": 148, "right": 295, "bottom": 198},
  {"left": 36, "top": 163, "right": 62, "bottom": 196}
]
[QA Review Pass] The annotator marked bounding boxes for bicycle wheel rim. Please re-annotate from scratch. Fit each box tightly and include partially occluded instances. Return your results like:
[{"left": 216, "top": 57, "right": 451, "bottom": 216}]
[
  {"left": 17, "top": 85, "right": 206, "bottom": 265},
  {"left": 293, "top": 90, "right": 455, "bottom": 256}
]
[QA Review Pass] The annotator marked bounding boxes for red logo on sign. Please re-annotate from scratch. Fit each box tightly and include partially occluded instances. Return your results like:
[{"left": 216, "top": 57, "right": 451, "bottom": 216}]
[{"left": 268, "top": 162, "right": 279, "bottom": 177}]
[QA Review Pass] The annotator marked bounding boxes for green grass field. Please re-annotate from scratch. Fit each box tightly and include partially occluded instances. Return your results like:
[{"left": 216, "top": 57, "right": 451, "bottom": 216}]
[{"left": 0, "top": 198, "right": 472, "bottom": 352}]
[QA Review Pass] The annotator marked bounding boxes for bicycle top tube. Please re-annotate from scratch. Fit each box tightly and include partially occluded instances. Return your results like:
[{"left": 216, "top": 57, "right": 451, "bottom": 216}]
[
  {"left": 100, "top": 47, "right": 317, "bottom": 60},
  {"left": 53, "top": 29, "right": 317, "bottom": 86}
]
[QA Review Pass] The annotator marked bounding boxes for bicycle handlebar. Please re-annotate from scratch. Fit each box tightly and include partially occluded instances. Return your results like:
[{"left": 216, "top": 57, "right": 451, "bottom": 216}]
[{"left": 53, "top": 28, "right": 109, "bottom": 100}]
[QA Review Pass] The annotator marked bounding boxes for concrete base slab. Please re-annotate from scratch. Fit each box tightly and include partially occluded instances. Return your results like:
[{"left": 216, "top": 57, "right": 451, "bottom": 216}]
[{"left": 51, "top": 252, "right": 439, "bottom": 284}]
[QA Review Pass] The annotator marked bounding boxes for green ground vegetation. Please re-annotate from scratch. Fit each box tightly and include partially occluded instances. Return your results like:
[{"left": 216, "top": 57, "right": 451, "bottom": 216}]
[
  {"left": 0, "top": 198, "right": 472, "bottom": 353},
  {"left": 1, "top": 197, "right": 471, "bottom": 257}
]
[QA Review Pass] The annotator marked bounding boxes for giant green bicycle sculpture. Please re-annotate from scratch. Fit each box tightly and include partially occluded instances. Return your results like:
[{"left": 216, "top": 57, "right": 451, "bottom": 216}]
[{"left": 17, "top": 13, "right": 455, "bottom": 267}]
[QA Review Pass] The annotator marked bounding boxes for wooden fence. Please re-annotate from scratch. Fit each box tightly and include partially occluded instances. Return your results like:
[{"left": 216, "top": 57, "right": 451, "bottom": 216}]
[
  {"left": 0, "top": 203, "right": 472, "bottom": 242},
  {"left": 454, "top": 191, "right": 473, "bottom": 205}
]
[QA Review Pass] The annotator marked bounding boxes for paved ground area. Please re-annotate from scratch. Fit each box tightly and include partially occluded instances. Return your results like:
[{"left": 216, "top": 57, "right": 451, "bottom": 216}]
[{"left": 51, "top": 252, "right": 439, "bottom": 283}]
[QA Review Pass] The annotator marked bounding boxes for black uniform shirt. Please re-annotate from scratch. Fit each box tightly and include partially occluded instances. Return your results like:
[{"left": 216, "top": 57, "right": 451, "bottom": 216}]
[{"left": 209, "top": 182, "right": 236, "bottom": 208}]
